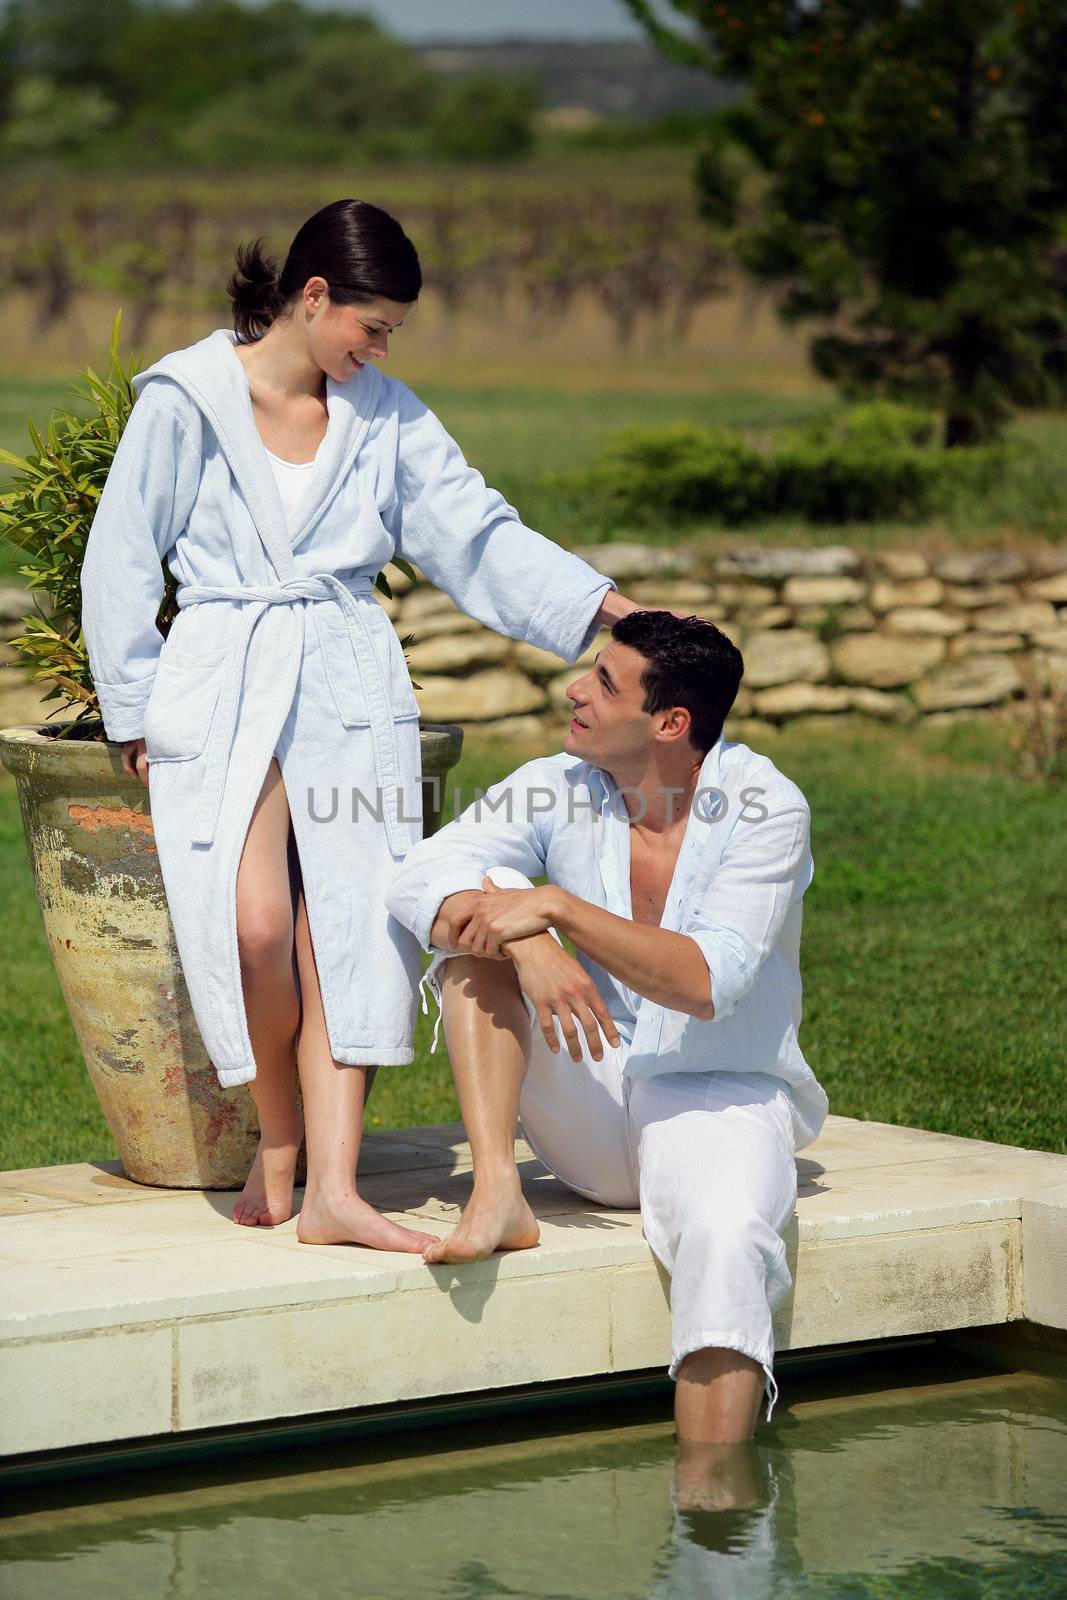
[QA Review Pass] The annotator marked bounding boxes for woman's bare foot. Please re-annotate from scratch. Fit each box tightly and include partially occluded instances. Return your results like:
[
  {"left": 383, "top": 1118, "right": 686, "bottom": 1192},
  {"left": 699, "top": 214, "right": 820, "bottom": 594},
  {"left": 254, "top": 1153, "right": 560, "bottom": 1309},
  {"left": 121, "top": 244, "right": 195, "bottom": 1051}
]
[
  {"left": 296, "top": 1186, "right": 440, "bottom": 1253},
  {"left": 232, "top": 1131, "right": 302, "bottom": 1227},
  {"left": 422, "top": 1174, "right": 540, "bottom": 1264}
]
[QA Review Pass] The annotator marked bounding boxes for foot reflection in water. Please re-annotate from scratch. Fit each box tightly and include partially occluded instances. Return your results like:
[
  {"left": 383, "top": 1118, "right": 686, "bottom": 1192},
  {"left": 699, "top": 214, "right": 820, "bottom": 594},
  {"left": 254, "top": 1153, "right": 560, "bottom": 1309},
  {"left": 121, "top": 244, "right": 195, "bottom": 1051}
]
[
  {"left": 2, "top": 1353, "right": 1066, "bottom": 1599},
  {"left": 651, "top": 1440, "right": 782, "bottom": 1599}
]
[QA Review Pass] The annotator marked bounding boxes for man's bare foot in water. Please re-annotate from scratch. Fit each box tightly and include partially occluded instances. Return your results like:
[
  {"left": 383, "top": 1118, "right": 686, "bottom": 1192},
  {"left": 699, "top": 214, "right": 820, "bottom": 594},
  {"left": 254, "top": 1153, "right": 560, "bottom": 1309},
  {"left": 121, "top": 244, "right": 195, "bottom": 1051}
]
[
  {"left": 232, "top": 1128, "right": 303, "bottom": 1227},
  {"left": 422, "top": 1172, "right": 540, "bottom": 1264},
  {"left": 673, "top": 1441, "right": 766, "bottom": 1512},
  {"left": 296, "top": 1185, "right": 440, "bottom": 1253}
]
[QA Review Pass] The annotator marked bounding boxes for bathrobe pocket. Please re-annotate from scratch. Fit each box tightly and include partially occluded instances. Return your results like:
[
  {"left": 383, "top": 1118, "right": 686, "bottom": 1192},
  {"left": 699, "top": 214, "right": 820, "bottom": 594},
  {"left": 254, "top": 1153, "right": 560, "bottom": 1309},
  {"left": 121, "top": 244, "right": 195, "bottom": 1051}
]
[
  {"left": 318, "top": 603, "right": 421, "bottom": 727},
  {"left": 142, "top": 645, "right": 227, "bottom": 762}
]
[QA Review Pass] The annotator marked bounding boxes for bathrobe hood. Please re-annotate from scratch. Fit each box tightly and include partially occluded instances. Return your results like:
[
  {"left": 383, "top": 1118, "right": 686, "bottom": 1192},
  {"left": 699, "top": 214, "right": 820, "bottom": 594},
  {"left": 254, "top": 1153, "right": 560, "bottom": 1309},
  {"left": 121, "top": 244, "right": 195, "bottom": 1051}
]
[{"left": 132, "top": 327, "right": 385, "bottom": 582}]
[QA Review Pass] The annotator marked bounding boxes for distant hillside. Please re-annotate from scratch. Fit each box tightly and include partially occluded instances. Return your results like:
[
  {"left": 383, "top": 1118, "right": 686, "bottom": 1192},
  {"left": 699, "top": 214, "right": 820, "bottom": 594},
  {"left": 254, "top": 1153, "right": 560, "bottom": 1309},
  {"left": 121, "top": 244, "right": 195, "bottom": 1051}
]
[{"left": 415, "top": 38, "right": 737, "bottom": 120}]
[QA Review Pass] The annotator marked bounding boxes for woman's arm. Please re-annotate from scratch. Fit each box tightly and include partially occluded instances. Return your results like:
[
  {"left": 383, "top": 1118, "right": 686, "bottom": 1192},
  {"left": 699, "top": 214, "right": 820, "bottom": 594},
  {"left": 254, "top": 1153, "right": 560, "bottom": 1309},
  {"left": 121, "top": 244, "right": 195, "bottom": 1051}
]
[
  {"left": 593, "top": 589, "right": 648, "bottom": 628},
  {"left": 80, "top": 381, "right": 201, "bottom": 743},
  {"left": 386, "top": 382, "right": 624, "bottom": 665}
]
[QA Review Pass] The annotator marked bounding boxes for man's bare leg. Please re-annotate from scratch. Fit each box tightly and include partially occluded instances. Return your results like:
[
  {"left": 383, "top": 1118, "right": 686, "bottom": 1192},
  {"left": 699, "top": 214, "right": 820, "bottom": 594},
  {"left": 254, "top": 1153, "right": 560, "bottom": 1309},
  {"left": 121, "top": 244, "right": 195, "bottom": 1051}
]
[
  {"left": 675, "top": 1348, "right": 765, "bottom": 1446},
  {"left": 422, "top": 954, "right": 540, "bottom": 1264},
  {"left": 672, "top": 1371, "right": 767, "bottom": 1517}
]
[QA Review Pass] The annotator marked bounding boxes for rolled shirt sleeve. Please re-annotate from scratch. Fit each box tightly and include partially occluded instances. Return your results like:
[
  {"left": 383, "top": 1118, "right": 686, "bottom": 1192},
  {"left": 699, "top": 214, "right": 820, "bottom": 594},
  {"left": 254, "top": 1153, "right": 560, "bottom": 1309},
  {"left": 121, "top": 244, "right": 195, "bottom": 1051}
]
[
  {"left": 413, "top": 868, "right": 490, "bottom": 955},
  {"left": 685, "top": 804, "right": 813, "bottom": 1023},
  {"left": 387, "top": 381, "right": 617, "bottom": 665},
  {"left": 386, "top": 760, "right": 555, "bottom": 955}
]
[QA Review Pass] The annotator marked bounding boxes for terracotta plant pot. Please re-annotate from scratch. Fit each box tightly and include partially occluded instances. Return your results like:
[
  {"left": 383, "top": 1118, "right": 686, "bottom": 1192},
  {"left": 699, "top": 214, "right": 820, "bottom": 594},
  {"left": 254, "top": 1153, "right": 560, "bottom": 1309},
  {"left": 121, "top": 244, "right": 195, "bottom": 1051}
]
[{"left": 0, "top": 721, "right": 464, "bottom": 1189}]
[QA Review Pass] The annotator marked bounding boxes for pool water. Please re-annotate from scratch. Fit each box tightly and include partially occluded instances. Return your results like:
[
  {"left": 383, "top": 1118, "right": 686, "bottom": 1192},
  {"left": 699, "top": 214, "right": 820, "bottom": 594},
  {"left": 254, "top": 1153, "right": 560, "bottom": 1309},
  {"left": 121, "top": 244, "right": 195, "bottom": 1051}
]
[{"left": 2, "top": 1342, "right": 1065, "bottom": 1599}]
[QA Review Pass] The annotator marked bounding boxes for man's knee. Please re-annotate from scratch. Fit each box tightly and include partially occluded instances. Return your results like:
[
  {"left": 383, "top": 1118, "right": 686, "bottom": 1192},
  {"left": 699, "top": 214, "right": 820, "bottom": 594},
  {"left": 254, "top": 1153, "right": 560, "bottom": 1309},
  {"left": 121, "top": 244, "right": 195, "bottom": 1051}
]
[
  {"left": 440, "top": 950, "right": 521, "bottom": 991},
  {"left": 675, "top": 1200, "right": 789, "bottom": 1290},
  {"left": 439, "top": 951, "right": 530, "bottom": 1029},
  {"left": 437, "top": 863, "right": 557, "bottom": 1021}
]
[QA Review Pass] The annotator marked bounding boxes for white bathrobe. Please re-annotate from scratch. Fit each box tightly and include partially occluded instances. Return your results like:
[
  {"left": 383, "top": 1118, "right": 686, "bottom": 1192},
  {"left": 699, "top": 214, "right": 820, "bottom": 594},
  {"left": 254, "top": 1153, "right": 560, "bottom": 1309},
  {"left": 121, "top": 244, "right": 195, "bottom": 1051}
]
[{"left": 79, "top": 326, "right": 616, "bottom": 1087}]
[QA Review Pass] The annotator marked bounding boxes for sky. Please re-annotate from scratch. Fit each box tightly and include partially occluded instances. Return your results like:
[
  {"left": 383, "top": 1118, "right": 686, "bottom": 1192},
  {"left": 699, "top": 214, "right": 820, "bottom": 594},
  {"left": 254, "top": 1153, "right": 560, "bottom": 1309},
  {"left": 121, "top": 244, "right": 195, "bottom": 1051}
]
[{"left": 301, "top": 1, "right": 688, "bottom": 43}]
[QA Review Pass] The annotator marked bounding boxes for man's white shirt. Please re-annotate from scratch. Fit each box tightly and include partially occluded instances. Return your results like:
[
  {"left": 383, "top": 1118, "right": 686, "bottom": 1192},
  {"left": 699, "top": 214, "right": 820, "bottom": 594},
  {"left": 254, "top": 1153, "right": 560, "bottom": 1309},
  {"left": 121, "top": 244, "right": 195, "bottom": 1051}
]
[{"left": 385, "top": 732, "right": 829, "bottom": 1150}]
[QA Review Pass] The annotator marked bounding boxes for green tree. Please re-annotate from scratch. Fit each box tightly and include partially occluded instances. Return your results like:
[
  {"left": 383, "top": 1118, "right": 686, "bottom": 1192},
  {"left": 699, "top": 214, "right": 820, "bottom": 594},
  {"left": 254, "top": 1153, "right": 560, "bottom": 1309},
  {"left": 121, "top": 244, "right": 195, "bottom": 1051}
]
[
  {"left": 0, "top": 0, "right": 138, "bottom": 122},
  {"left": 108, "top": 0, "right": 316, "bottom": 120},
  {"left": 0, "top": 74, "right": 119, "bottom": 153},
  {"left": 429, "top": 74, "right": 539, "bottom": 161},
  {"left": 290, "top": 22, "right": 438, "bottom": 134},
  {"left": 623, "top": 0, "right": 1067, "bottom": 446},
  {"left": 0, "top": 0, "right": 140, "bottom": 97}
]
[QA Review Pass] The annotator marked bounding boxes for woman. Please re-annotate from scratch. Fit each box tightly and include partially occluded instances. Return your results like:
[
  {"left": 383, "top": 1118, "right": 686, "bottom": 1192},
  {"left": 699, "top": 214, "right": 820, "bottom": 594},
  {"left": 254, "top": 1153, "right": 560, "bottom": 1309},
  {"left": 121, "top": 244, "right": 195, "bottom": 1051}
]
[{"left": 81, "top": 198, "right": 645, "bottom": 1252}]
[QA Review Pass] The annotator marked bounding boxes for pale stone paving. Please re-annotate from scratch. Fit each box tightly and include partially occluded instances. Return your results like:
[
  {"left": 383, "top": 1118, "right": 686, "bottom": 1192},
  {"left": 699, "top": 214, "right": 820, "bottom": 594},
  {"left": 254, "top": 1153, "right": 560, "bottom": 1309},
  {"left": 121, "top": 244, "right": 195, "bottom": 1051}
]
[{"left": 1, "top": 1114, "right": 1065, "bottom": 1457}]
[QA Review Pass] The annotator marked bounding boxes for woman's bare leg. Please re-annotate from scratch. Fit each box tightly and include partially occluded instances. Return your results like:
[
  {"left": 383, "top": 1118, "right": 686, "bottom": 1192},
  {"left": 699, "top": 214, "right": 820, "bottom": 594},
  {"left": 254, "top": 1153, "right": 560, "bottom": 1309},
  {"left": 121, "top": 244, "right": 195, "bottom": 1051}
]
[
  {"left": 291, "top": 885, "right": 438, "bottom": 1253},
  {"left": 232, "top": 759, "right": 303, "bottom": 1226}
]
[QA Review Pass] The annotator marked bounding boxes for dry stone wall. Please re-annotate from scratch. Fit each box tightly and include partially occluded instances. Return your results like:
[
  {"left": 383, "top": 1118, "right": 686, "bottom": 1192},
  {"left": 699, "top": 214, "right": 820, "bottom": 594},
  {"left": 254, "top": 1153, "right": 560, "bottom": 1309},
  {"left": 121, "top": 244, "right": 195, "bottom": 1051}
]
[
  {"left": 376, "top": 542, "right": 1067, "bottom": 740},
  {"left": 1, "top": 547, "right": 1064, "bottom": 742}
]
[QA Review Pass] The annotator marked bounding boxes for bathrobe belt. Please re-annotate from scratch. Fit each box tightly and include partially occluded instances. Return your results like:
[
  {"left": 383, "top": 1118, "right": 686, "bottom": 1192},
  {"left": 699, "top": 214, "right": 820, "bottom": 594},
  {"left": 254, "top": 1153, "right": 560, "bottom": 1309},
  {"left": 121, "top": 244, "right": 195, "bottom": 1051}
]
[{"left": 174, "top": 574, "right": 410, "bottom": 855}]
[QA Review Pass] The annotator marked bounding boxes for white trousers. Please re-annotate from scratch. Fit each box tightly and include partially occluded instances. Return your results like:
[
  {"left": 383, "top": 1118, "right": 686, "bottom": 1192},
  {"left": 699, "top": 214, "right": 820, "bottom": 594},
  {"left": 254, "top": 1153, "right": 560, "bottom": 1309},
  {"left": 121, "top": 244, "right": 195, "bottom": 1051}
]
[{"left": 419, "top": 867, "right": 799, "bottom": 1422}]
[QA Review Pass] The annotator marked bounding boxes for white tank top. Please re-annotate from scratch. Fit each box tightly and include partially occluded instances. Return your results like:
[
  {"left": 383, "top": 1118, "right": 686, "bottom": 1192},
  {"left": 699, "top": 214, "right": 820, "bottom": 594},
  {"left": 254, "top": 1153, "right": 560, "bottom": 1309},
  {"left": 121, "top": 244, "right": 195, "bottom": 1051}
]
[{"left": 265, "top": 447, "right": 317, "bottom": 530}]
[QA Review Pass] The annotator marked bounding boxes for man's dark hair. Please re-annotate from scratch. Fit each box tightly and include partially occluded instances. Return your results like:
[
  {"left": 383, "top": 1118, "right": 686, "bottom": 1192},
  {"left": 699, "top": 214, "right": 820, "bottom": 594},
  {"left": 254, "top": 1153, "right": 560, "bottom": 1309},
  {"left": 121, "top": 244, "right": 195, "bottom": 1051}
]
[{"left": 610, "top": 610, "right": 744, "bottom": 754}]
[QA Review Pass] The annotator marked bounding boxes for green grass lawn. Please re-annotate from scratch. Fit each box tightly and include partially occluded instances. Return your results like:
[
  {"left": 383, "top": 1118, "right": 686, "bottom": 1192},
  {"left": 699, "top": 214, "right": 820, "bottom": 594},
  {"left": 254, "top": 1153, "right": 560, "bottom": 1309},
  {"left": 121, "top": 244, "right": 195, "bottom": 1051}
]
[
  {"left": 2, "top": 371, "right": 1065, "bottom": 586},
  {"left": 1, "top": 716, "right": 1063, "bottom": 1172}
]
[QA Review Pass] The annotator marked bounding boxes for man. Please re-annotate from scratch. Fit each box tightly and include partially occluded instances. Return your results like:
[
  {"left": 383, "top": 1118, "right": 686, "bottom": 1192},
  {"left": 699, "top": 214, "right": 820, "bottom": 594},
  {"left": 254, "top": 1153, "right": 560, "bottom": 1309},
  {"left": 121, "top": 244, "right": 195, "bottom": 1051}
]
[{"left": 385, "top": 612, "right": 828, "bottom": 1445}]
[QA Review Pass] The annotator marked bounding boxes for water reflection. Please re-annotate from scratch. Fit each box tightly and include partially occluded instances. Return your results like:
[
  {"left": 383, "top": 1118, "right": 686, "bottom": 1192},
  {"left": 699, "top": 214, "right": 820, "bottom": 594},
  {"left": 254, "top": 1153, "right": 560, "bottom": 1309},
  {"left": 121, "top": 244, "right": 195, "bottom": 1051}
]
[{"left": 2, "top": 1353, "right": 1066, "bottom": 1600}]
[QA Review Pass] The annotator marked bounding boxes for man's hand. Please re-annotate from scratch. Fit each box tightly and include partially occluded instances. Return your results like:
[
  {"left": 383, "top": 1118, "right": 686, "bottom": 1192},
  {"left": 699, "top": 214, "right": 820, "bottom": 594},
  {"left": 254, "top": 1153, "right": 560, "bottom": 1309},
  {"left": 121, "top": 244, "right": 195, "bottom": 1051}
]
[
  {"left": 452, "top": 877, "right": 559, "bottom": 959},
  {"left": 430, "top": 881, "right": 622, "bottom": 1061},
  {"left": 509, "top": 936, "right": 622, "bottom": 1063},
  {"left": 431, "top": 889, "right": 489, "bottom": 954}
]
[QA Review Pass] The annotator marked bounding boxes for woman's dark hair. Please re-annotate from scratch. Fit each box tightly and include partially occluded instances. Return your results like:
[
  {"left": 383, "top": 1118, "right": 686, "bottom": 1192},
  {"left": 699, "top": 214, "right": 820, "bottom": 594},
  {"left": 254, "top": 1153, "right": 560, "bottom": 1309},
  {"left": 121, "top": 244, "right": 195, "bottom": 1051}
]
[
  {"left": 226, "top": 198, "right": 422, "bottom": 343},
  {"left": 610, "top": 611, "right": 745, "bottom": 754}
]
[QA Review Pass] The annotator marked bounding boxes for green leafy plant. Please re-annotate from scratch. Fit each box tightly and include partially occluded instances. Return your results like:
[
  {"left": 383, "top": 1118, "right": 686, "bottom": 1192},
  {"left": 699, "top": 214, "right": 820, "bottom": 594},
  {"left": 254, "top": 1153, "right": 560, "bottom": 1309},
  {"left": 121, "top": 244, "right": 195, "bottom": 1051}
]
[
  {"left": 1009, "top": 657, "right": 1067, "bottom": 785},
  {"left": 794, "top": 401, "right": 939, "bottom": 452},
  {"left": 562, "top": 403, "right": 1012, "bottom": 527},
  {"left": 813, "top": 603, "right": 853, "bottom": 648},
  {"left": 0, "top": 316, "right": 134, "bottom": 737},
  {"left": 0, "top": 311, "right": 418, "bottom": 740},
  {"left": 768, "top": 437, "right": 943, "bottom": 524},
  {"left": 567, "top": 422, "right": 775, "bottom": 524}
]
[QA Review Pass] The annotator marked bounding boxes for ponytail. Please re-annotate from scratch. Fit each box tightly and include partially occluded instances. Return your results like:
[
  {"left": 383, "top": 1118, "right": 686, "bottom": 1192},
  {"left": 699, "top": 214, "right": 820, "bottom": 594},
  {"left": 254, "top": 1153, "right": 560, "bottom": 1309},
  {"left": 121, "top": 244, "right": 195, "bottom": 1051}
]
[{"left": 226, "top": 236, "right": 285, "bottom": 343}]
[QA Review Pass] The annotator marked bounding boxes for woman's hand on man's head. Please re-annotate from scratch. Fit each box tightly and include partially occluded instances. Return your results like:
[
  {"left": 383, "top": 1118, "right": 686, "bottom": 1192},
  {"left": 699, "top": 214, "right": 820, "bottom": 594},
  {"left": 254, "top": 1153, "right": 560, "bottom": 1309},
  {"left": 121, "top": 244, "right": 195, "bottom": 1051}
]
[{"left": 596, "top": 594, "right": 692, "bottom": 627}]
